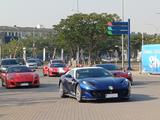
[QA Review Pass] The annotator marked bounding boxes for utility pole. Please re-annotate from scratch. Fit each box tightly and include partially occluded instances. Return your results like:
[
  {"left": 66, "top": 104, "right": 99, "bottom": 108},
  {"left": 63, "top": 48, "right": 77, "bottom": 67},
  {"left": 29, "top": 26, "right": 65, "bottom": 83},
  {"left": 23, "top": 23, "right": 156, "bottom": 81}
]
[
  {"left": 76, "top": 0, "right": 80, "bottom": 65},
  {"left": 77, "top": 0, "right": 79, "bottom": 13},
  {"left": 121, "top": 0, "right": 124, "bottom": 69}
]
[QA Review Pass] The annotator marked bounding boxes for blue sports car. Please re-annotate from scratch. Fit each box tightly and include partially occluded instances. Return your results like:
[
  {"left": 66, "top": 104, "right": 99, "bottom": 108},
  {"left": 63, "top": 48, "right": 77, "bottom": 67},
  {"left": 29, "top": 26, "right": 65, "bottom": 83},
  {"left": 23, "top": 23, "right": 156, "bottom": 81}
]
[{"left": 59, "top": 67, "right": 131, "bottom": 102}]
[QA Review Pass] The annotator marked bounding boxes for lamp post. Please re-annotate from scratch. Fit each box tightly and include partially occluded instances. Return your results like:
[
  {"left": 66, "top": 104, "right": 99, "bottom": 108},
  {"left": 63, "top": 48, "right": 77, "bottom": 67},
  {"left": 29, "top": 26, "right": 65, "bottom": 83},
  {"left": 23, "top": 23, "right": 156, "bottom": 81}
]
[
  {"left": 32, "top": 28, "right": 36, "bottom": 58},
  {"left": 139, "top": 33, "right": 144, "bottom": 73},
  {"left": 121, "top": 0, "right": 125, "bottom": 69},
  {"left": 77, "top": 0, "right": 79, "bottom": 13},
  {"left": 23, "top": 47, "right": 26, "bottom": 61}
]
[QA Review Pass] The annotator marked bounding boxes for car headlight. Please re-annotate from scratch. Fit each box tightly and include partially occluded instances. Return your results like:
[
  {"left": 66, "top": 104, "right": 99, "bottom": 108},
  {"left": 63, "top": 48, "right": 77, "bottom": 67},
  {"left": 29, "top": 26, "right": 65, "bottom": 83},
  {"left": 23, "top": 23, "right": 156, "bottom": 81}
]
[
  {"left": 121, "top": 79, "right": 129, "bottom": 86},
  {"left": 82, "top": 81, "right": 95, "bottom": 87}
]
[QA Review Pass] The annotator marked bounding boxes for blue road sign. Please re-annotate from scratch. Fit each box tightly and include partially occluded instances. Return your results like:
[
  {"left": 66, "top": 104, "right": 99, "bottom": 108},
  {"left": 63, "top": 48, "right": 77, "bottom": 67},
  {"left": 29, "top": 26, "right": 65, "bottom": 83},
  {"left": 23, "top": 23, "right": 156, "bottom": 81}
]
[
  {"left": 107, "top": 26, "right": 128, "bottom": 31},
  {"left": 111, "top": 22, "right": 128, "bottom": 26},
  {"left": 106, "top": 19, "right": 132, "bottom": 70},
  {"left": 108, "top": 30, "right": 128, "bottom": 35}
]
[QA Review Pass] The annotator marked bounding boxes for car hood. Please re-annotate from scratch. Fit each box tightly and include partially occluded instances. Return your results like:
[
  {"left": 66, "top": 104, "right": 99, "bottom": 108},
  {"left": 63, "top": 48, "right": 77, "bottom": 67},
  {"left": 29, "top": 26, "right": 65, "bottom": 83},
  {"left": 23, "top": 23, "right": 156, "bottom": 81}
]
[
  {"left": 8, "top": 72, "right": 36, "bottom": 82},
  {"left": 80, "top": 77, "right": 127, "bottom": 90}
]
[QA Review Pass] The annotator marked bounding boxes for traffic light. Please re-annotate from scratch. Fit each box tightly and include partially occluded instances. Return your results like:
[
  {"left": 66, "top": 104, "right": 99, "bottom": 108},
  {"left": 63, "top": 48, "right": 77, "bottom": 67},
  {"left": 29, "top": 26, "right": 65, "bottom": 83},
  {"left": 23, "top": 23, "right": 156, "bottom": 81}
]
[{"left": 106, "top": 21, "right": 128, "bottom": 35}]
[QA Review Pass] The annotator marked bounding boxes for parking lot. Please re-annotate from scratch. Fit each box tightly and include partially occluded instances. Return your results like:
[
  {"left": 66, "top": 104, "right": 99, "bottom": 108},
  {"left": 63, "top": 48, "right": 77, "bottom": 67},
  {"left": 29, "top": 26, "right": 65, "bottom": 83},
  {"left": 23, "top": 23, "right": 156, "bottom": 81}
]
[{"left": 0, "top": 70, "right": 160, "bottom": 120}]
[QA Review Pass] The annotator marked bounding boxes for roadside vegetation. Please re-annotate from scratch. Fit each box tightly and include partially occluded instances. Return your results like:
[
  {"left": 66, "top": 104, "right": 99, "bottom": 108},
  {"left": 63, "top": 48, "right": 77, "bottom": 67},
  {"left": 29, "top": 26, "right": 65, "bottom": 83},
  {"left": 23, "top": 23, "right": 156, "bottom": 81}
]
[{"left": 1, "top": 13, "right": 160, "bottom": 65}]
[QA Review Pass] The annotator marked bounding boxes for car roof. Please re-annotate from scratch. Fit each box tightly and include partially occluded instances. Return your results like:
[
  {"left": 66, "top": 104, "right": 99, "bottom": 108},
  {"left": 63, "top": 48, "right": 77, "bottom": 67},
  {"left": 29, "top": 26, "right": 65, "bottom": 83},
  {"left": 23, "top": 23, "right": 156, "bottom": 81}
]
[
  {"left": 1, "top": 58, "right": 16, "bottom": 61},
  {"left": 72, "top": 67, "right": 103, "bottom": 71},
  {"left": 8, "top": 65, "right": 26, "bottom": 67},
  {"left": 96, "top": 63, "right": 116, "bottom": 66}
]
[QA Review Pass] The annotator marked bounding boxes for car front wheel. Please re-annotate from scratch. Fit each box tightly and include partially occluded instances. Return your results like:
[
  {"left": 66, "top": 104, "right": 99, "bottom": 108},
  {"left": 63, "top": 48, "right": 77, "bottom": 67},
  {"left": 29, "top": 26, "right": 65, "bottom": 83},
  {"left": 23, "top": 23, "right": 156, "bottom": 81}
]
[
  {"left": 1, "top": 80, "right": 5, "bottom": 87},
  {"left": 59, "top": 82, "right": 66, "bottom": 98},
  {"left": 76, "top": 84, "right": 82, "bottom": 102}
]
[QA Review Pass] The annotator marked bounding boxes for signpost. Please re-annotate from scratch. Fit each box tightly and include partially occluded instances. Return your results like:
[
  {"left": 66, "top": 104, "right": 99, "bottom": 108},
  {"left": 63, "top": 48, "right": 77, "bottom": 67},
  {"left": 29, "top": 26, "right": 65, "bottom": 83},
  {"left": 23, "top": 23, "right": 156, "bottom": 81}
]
[{"left": 106, "top": 19, "right": 132, "bottom": 70}]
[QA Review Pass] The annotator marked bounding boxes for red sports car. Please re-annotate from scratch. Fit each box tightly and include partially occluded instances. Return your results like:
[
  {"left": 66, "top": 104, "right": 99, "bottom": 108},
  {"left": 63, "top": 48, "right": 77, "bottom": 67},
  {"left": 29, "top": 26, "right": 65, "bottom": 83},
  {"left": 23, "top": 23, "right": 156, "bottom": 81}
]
[
  {"left": 43, "top": 63, "right": 70, "bottom": 77},
  {"left": 94, "top": 64, "right": 133, "bottom": 84},
  {"left": 1, "top": 65, "right": 40, "bottom": 88}
]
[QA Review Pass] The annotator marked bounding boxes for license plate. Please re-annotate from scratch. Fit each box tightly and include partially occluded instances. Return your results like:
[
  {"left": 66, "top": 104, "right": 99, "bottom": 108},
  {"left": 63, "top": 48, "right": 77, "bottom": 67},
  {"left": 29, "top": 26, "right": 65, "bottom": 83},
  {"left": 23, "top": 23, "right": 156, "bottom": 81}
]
[
  {"left": 105, "top": 93, "right": 118, "bottom": 98},
  {"left": 20, "top": 83, "right": 29, "bottom": 86}
]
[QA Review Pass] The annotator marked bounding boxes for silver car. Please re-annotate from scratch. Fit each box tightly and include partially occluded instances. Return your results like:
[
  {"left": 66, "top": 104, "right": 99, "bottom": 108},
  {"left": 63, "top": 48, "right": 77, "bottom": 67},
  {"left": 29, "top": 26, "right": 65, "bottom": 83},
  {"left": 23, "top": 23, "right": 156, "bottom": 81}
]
[{"left": 26, "top": 59, "right": 38, "bottom": 69}]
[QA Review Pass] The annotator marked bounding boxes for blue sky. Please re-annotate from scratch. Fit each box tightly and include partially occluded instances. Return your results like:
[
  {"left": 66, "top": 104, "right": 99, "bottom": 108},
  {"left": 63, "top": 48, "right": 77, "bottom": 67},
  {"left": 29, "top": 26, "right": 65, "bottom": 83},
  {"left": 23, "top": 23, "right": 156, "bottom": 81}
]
[{"left": 0, "top": 0, "right": 160, "bottom": 34}]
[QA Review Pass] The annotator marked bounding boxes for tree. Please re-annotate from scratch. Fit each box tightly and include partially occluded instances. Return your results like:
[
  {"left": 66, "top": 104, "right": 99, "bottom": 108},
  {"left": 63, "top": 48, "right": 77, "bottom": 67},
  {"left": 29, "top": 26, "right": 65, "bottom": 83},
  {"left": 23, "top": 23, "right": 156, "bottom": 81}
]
[
  {"left": 2, "top": 39, "right": 23, "bottom": 58},
  {"left": 53, "top": 13, "right": 121, "bottom": 65}
]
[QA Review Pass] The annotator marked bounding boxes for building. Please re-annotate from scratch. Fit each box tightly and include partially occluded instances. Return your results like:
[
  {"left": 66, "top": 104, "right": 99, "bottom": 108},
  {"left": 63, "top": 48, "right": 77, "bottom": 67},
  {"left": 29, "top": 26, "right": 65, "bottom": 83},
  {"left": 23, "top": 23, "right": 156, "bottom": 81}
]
[{"left": 0, "top": 26, "right": 53, "bottom": 44}]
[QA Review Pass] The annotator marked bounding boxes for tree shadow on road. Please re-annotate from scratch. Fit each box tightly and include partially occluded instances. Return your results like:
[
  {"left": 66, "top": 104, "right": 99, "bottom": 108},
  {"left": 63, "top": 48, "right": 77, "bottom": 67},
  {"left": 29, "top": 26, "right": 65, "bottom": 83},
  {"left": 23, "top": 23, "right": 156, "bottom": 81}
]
[
  {"left": 129, "top": 93, "right": 158, "bottom": 102},
  {"left": 133, "top": 80, "right": 160, "bottom": 86},
  {"left": 0, "top": 83, "right": 59, "bottom": 93},
  {"left": 84, "top": 93, "right": 158, "bottom": 104}
]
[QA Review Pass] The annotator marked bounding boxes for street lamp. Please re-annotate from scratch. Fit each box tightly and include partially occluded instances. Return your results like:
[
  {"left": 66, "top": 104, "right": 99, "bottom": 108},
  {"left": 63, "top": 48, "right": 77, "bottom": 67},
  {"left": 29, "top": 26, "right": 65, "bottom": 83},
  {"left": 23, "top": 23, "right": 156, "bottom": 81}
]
[
  {"left": 77, "top": 0, "right": 79, "bottom": 13},
  {"left": 121, "top": 0, "right": 125, "bottom": 69}
]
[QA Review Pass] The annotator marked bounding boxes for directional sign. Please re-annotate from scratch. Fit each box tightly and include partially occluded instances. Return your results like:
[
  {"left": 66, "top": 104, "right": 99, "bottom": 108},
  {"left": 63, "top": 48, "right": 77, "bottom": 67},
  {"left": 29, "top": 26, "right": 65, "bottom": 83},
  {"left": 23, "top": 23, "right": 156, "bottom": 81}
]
[
  {"left": 106, "top": 21, "right": 129, "bottom": 35},
  {"left": 107, "top": 30, "right": 128, "bottom": 35},
  {"left": 107, "top": 26, "right": 128, "bottom": 31},
  {"left": 111, "top": 22, "right": 128, "bottom": 26},
  {"left": 106, "top": 19, "right": 132, "bottom": 70}
]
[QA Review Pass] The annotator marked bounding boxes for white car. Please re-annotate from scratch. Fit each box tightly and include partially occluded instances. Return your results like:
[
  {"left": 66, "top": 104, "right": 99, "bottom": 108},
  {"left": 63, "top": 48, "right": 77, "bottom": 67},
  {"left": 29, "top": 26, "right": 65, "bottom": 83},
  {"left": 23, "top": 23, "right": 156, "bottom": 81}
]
[{"left": 26, "top": 59, "right": 38, "bottom": 69}]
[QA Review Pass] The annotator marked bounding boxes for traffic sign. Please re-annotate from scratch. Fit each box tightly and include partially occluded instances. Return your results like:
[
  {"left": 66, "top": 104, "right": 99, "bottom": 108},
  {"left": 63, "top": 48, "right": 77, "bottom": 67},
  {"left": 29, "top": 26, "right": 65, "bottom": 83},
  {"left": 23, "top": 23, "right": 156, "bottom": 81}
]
[
  {"left": 107, "top": 26, "right": 128, "bottom": 31},
  {"left": 106, "top": 21, "right": 129, "bottom": 35},
  {"left": 106, "top": 19, "right": 132, "bottom": 70}
]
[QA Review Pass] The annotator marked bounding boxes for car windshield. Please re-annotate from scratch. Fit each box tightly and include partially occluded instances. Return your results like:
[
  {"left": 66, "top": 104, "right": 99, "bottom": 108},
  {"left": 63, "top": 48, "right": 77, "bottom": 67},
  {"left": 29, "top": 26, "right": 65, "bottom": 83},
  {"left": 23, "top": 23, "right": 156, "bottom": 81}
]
[
  {"left": 50, "top": 64, "right": 66, "bottom": 68},
  {"left": 97, "top": 64, "right": 118, "bottom": 70},
  {"left": 27, "top": 59, "right": 36, "bottom": 63},
  {"left": 1, "top": 59, "right": 18, "bottom": 65},
  {"left": 8, "top": 66, "right": 32, "bottom": 73},
  {"left": 76, "top": 68, "right": 112, "bottom": 79},
  {"left": 16, "top": 58, "right": 26, "bottom": 65},
  {"left": 51, "top": 60, "right": 64, "bottom": 63}
]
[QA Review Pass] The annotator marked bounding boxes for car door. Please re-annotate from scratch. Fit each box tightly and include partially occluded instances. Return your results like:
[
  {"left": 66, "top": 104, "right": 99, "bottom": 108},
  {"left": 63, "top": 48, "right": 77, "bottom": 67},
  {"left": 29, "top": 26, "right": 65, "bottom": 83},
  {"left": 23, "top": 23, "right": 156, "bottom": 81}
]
[{"left": 64, "top": 70, "right": 76, "bottom": 95}]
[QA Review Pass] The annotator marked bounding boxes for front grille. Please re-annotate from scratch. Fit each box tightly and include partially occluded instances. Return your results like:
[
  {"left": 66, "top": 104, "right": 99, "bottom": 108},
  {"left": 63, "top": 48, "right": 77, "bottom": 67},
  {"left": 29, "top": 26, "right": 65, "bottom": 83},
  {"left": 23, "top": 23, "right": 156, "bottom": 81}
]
[
  {"left": 16, "top": 82, "right": 32, "bottom": 86},
  {"left": 90, "top": 89, "right": 129, "bottom": 98}
]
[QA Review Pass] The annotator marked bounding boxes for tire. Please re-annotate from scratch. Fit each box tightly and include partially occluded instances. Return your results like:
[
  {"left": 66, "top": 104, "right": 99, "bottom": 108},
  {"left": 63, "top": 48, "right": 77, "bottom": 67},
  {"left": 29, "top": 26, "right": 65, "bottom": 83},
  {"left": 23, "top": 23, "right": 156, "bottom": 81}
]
[
  {"left": 43, "top": 71, "right": 47, "bottom": 76},
  {"left": 48, "top": 71, "right": 52, "bottom": 77},
  {"left": 35, "top": 85, "right": 40, "bottom": 88},
  {"left": 1, "top": 80, "right": 5, "bottom": 87},
  {"left": 59, "top": 82, "right": 66, "bottom": 98},
  {"left": 76, "top": 84, "right": 82, "bottom": 102},
  {"left": 5, "top": 82, "right": 10, "bottom": 89}
]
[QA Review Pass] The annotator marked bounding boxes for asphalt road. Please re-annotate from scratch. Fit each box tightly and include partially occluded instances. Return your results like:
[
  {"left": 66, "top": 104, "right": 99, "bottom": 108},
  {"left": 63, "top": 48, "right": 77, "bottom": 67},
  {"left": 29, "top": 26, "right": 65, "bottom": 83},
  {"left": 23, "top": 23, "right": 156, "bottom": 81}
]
[{"left": 0, "top": 69, "right": 160, "bottom": 120}]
